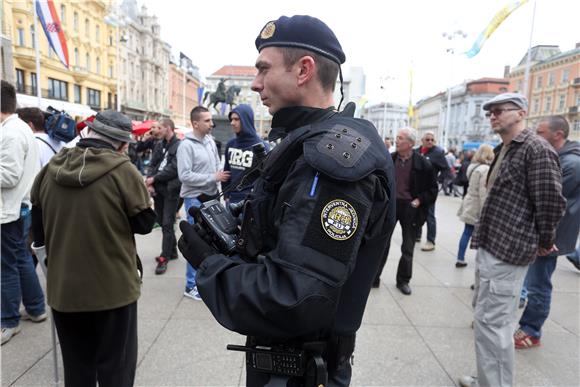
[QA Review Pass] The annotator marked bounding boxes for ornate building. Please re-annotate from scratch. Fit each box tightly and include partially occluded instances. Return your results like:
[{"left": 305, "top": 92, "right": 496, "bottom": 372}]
[
  {"left": 508, "top": 44, "right": 580, "bottom": 140},
  {"left": 168, "top": 53, "right": 201, "bottom": 127},
  {"left": 4, "top": 0, "right": 116, "bottom": 118}
]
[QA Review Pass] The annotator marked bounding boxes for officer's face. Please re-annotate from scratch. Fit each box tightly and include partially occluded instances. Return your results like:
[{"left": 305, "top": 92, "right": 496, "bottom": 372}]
[{"left": 252, "top": 47, "right": 300, "bottom": 114}]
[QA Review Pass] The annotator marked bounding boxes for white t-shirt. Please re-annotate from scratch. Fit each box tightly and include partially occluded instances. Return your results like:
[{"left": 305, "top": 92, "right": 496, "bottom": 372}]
[{"left": 34, "top": 132, "right": 64, "bottom": 168}]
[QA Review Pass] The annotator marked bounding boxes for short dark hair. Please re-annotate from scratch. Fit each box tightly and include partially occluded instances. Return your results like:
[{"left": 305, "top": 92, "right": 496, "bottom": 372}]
[
  {"left": 279, "top": 47, "right": 338, "bottom": 92},
  {"left": 1, "top": 80, "right": 17, "bottom": 114},
  {"left": 159, "top": 117, "right": 175, "bottom": 130},
  {"left": 190, "top": 106, "right": 209, "bottom": 123},
  {"left": 542, "top": 115, "right": 570, "bottom": 139},
  {"left": 16, "top": 107, "right": 45, "bottom": 131}
]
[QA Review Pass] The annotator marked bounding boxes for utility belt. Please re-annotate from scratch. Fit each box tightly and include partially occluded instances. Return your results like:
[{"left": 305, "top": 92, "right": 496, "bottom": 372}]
[{"left": 227, "top": 334, "right": 355, "bottom": 385}]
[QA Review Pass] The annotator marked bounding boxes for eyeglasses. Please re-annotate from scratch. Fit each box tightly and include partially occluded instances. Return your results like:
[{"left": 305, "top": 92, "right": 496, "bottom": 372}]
[
  {"left": 485, "top": 108, "right": 520, "bottom": 118},
  {"left": 424, "top": 138, "right": 435, "bottom": 142}
]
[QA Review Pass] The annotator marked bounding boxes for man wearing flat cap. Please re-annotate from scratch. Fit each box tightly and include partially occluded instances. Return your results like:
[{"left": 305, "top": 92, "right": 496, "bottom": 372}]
[
  {"left": 178, "top": 14, "right": 395, "bottom": 386},
  {"left": 459, "top": 93, "right": 565, "bottom": 387},
  {"left": 31, "top": 110, "right": 156, "bottom": 386}
]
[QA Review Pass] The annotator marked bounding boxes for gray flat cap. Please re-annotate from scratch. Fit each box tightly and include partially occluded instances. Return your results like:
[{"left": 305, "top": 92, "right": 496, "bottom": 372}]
[
  {"left": 483, "top": 92, "right": 528, "bottom": 111},
  {"left": 85, "top": 110, "right": 135, "bottom": 143}
]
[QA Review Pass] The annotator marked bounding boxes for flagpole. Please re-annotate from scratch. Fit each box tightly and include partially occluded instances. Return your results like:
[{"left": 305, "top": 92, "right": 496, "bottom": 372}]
[
  {"left": 522, "top": 0, "right": 536, "bottom": 101},
  {"left": 33, "top": 0, "right": 41, "bottom": 107}
]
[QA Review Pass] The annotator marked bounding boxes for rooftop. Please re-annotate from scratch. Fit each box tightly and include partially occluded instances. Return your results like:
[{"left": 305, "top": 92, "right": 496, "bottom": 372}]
[{"left": 211, "top": 65, "right": 257, "bottom": 77}]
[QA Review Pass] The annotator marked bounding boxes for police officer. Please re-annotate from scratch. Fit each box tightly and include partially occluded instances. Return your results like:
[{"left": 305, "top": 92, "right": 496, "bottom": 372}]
[{"left": 178, "top": 15, "right": 395, "bottom": 386}]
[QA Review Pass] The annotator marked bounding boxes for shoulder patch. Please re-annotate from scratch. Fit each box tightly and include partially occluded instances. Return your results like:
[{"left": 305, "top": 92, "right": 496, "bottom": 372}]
[
  {"left": 315, "top": 124, "right": 370, "bottom": 168},
  {"left": 321, "top": 199, "right": 358, "bottom": 241}
]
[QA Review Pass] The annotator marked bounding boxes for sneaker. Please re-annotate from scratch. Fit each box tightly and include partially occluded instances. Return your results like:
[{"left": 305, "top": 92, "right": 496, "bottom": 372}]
[
  {"left": 1, "top": 325, "right": 21, "bottom": 345},
  {"left": 155, "top": 257, "right": 168, "bottom": 275},
  {"left": 20, "top": 310, "right": 48, "bottom": 323},
  {"left": 458, "top": 375, "right": 478, "bottom": 387},
  {"left": 184, "top": 286, "right": 202, "bottom": 301},
  {"left": 421, "top": 241, "right": 435, "bottom": 251},
  {"left": 455, "top": 261, "right": 468, "bottom": 268},
  {"left": 514, "top": 328, "right": 541, "bottom": 349}
]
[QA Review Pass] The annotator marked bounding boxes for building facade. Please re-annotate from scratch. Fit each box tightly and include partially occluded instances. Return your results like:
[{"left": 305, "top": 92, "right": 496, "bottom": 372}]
[
  {"left": 118, "top": 0, "right": 170, "bottom": 120},
  {"left": 168, "top": 58, "right": 200, "bottom": 127},
  {"left": 508, "top": 44, "right": 580, "bottom": 140},
  {"left": 363, "top": 102, "right": 409, "bottom": 140},
  {"left": 413, "top": 93, "right": 444, "bottom": 141},
  {"left": 5, "top": 0, "right": 116, "bottom": 118},
  {"left": 205, "top": 65, "right": 271, "bottom": 137}
]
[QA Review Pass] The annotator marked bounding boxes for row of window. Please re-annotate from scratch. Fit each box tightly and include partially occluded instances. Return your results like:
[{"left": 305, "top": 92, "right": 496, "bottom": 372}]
[
  {"left": 15, "top": 69, "right": 104, "bottom": 108},
  {"left": 59, "top": 4, "right": 107, "bottom": 42},
  {"left": 532, "top": 93, "right": 580, "bottom": 114},
  {"left": 535, "top": 69, "right": 571, "bottom": 89}
]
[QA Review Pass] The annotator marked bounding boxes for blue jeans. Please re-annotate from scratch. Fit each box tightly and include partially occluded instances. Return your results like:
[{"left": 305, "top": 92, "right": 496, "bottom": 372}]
[
  {"left": 417, "top": 202, "right": 436, "bottom": 243},
  {"left": 457, "top": 224, "right": 474, "bottom": 262},
  {"left": 1, "top": 213, "right": 46, "bottom": 328},
  {"left": 518, "top": 255, "right": 558, "bottom": 338},
  {"left": 567, "top": 245, "right": 580, "bottom": 265},
  {"left": 184, "top": 198, "right": 202, "bottom": 290}
]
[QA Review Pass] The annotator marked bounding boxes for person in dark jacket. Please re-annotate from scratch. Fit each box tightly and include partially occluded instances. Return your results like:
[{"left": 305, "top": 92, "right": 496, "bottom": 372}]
[
  {"left": 146, "top": 118, "right": 182, "bottom": 274},
  {"left": 223, "top": 104, "right": 268, "bottom": 204},
  {"left": 374, "top": 128, "right": 438, "bottom": 294},
  {"left": 416, "top": 131, "right": 447, "bottom": 251},
  {"left": 177, "top": 15, "right": 395, "bottom": 386}
]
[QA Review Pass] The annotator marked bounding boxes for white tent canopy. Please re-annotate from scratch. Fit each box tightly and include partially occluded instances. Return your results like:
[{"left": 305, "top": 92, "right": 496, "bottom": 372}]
[{"left": 17, "top": 94, "right": 96, "bottom": 119}]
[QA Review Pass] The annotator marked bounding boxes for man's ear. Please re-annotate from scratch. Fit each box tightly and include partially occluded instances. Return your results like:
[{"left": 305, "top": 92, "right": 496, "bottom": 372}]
[{"left": 296, "top": 56, "right": 316, "bottom": 87}]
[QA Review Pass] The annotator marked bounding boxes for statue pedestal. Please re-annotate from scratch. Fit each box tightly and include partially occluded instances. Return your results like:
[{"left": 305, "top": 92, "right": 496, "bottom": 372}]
[{"left": 211, "top": 115, "right": 233, "bottom": 156}]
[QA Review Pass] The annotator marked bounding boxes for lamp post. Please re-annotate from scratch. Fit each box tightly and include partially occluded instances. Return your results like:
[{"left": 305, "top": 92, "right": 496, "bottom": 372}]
[
  {"left": 105, "top": 5, "right": 126, "bottom": 112},
  {"left": 380, "top": 76, "right": 394, "bottom": 139},
  {"left": 442, "top": 30, "right": 467, "bottom": 150}
]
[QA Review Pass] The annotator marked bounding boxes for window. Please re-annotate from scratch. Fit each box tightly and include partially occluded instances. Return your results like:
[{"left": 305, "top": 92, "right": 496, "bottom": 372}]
[
  {"left": 96, "top": 58, "right": 101, "bottom": 74},
  {"left": 558, "top": 95, "right": 566, "bottom": 111},
  {"left": 95, "top": 24, "right": 100, "bottom": 41},
  {"left": 536, "top": 75, "right": 543, "bottom": 89},
  {"left": 85, "top": 19, "right": 89, "bottom": 37},
  {"left": 15, "top": 69, "right": 25, "bottom": 93},
  {"left": 576, "top": 93, "right": 580, "bottom": 106},
  {"left": 533, "top": 98, "right": 539, "bottom": 113},
  {"left": 108, "top": 92, "right": 112, "bottom": 109},
  {"left": 86, "top": 53, "right": 90, "bottom": 71},
  {"left": 87, "top": 88, "right": 101, "bottom": 108},
  {"left": 74, "top": 85, "right": 81, "bottom": 103},
  {"left": 544, "top": 96, "right": 552, "bottom": 112},
  {"left": 60, "top": 4, "right": 66, "bottom": 24},
  {"left": 547, "top": 72, "right": 555, "bottom": 87},
  {"left": 109, "top": 35, "right": 113, "bottom": 46},
  {"left": 108, "top": 65, "right": 113, "bottom": 78},
  {"left": 73, "top": 12, "right": 78, "bottom": 31},
  {"left": 17, "top": 28, "right": 24, "bottom": 46},
  {"left": 31, "top": 73, "right": 37, "bottom": 93},
  {"left": 475, "top": 103, "right": 481, "bottom": 115},
  {"left": 30, "top": 25, "right": 35, "bottom": 48},
  {"left": 562, "top": 69, "right": 570, "bottom": 84},
  {"left": 48, "top": 78, "right": 68, "bottom": 101},
  {"left": 74, "top": 48, "right": 79, "bottom": 66}
]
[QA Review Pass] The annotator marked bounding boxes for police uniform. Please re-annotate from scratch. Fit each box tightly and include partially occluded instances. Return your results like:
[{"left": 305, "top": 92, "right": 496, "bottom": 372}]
[{"left": 181, "top": 16, "right": 395, "bottom": 386}]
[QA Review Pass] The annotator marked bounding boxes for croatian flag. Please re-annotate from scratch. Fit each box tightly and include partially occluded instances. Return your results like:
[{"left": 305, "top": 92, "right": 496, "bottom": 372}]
[{"left": 36, "top": 0, "right": 69, "bottom": 68}]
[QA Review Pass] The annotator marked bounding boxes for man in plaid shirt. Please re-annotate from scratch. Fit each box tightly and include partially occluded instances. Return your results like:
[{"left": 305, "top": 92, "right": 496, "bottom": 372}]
[{"left": 459, "top": 93, "right": 566, "bottom": 387}]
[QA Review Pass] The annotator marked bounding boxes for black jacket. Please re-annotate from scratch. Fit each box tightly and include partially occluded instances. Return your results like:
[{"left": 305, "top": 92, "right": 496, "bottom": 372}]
[
  {"left": 147, "top": 135, "right": 181, "bottom": 196},
  {"left": 392, "top": 151, "right": 438, "bottom": 226},
  {"left": 196, "top": 106, "right": 396, "bottom": 342},
  {"left": 421, "top": 145, "right": 449, "bottom": 176}
]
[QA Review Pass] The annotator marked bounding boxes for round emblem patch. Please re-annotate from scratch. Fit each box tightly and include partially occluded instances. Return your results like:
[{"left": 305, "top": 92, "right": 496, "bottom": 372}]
[
  {"left": 260, "top": 21, "right": 276, "bottom": 39},
  {"left": 321, "top": 199, "right": 358, "bottom": 241}
]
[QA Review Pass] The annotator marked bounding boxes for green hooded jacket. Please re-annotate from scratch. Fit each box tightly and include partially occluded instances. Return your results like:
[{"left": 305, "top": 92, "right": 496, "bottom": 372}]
[{"left": 31, "top": 144, "right": 151, "bottom": 312}]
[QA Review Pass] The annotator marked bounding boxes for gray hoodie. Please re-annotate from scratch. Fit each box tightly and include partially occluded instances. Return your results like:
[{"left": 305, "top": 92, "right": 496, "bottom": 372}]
[
  {"left": 555, "top": 140, "right": 580, "bottom": 255},
  {"left": 177, "top": 132, "right": 221, "bottom": 199}
]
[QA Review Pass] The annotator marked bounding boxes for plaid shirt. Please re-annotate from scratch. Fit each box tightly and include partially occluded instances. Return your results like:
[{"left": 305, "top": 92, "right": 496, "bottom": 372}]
[{"left": 471, "top": 128, "right": 566, "bottom": 266}]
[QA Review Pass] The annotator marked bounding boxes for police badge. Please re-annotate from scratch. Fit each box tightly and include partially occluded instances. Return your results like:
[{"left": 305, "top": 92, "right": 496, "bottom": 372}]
[
  {"left": 321, "top": 199, "right": 358, "bottom": 241},
  {"left": 260, "top": 21, "right": 276, "bottom": 39}
]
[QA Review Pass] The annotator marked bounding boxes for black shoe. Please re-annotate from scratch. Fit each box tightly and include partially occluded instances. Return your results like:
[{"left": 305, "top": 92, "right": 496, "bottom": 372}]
[
  {"left": 566, "top": 256, "right": 580, "bottom": 271},
  {"left": 397, "top": 283, "right": 412, "bottom": 295},
  {"left": 470, "top": 284, "right": 475, "bottom": 290},
  {"left": 155, "top": 257, "right": 168, "bottom": 275},
  {"left": 372, "top": 278, "right": 380, "bottom": 288},
  {"left": 455, "top": 261, "right": 468, "bottom": 268}
]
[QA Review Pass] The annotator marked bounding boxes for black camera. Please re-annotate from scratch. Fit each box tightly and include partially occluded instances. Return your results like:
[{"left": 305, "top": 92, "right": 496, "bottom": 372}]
[{"left": 192, "top": 199, "right": 243, "bottom": 255}]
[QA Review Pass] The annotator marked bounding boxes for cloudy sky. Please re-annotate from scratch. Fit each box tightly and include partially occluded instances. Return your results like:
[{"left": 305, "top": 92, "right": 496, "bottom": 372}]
[{"left": 143, "top": 0, "right": 579, "bottom": 105}]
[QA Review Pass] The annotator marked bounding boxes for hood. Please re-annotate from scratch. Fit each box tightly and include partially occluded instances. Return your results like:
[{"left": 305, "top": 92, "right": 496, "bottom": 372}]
[
  {"left": 560, "top": 140, "right": 580, "bottom": 157},
  {"left": 229, "top": 104, "right": 261, "bottom": 145},
  {"left": 47, "top": 145, "right": 130, "bottom": 187}
]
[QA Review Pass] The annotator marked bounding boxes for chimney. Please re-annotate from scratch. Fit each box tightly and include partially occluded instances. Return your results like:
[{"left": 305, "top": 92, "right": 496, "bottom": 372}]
[{"left": 504, "top": 65, "right": 511, "bottom": 78}]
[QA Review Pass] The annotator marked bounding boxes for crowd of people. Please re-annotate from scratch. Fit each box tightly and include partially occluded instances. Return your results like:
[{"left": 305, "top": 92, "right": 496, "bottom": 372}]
[{"left": 1, "top": 13, "right": 579, "bottom": 387}]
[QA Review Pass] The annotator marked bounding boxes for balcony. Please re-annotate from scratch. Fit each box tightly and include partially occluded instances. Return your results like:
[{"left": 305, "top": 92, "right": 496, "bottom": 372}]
[
  {"left": 573, "top": 78, "right": 580, "bottom": 87},
  {"left": 42, "top": 88, "right": 68, "bottom": 102},
  {"left": 570, "top": 106, "right": 578, "bottom": 114},
  {"left": 13, "top": 46, "right": 37, "bottom": 70},
  {"left": 72, "top": 66, "right": 89, "bottom": 83}
]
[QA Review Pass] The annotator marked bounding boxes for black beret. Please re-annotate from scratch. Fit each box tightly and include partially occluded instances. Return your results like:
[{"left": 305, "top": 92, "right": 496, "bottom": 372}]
[{"left": 255, "top": 15, "right": 345, "bottom": 65}]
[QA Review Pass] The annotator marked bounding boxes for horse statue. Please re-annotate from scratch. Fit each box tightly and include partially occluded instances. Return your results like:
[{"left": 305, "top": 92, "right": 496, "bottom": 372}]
[{"left": 203, "top": 85, "right": 241, "bottom": 115}]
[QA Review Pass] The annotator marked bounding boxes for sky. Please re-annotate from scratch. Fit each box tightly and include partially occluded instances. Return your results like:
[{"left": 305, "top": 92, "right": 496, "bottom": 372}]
[{"left": 143, "top": 0, "right": 579, "bottom": 106}]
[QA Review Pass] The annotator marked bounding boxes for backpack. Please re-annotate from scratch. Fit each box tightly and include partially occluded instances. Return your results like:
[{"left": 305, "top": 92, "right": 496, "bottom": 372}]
[{"left": 44, "top": 106, "right": 77, "bottom": 142}]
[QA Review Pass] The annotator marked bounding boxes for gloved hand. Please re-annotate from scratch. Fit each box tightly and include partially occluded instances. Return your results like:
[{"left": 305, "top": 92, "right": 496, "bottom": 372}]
[{"left": 178, "top": 221, "right": 217, "bottom": 269}]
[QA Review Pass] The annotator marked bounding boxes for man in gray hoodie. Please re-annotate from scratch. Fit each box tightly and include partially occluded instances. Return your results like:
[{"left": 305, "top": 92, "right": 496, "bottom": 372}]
[
  {"left": 514, "top": 115, "right": 580, "bottom": 349},
  {"left": 177, "top": 106, "right": 230, "bottom": 300}
]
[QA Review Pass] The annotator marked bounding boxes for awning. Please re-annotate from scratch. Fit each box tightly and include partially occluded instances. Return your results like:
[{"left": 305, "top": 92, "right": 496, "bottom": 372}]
[{"left": 17, "top": 94, "right": 97, "bottom": 119}]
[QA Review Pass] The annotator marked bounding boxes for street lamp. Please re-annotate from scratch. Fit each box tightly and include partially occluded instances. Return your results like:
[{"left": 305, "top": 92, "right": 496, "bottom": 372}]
[
  {"left": 380, "top": 75, "right": 395, "bottom": 140},
  {"left": 441, "top": 30, "right": 467, "bottom": 150},
  {"left": 105, "top": 6, "right": 126, "bottom": 112}
]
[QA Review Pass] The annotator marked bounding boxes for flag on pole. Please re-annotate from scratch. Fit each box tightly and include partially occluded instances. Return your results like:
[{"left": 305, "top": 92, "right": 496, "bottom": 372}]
[
  {"left": 408, "top": 67, "right": 414, "bottom": 119},
  {"left": 36, "top": 0, "right": 69, "bottom": 68},
  {"left": 465, "top": 0, "right": 528, "bottom": 58}
]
